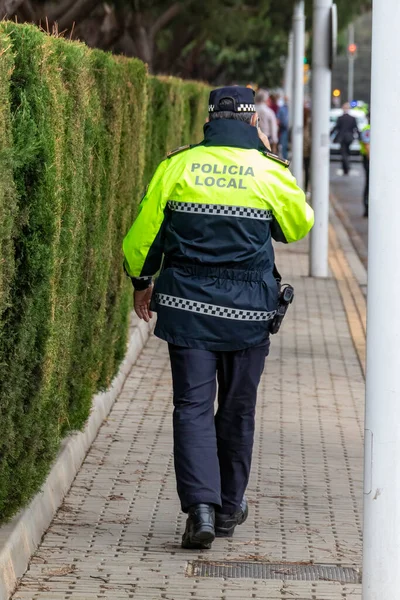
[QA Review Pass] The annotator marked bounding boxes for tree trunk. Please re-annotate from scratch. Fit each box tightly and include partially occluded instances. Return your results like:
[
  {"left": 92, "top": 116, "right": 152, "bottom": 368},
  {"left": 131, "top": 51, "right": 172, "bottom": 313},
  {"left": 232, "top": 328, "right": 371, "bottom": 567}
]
[
  {"left": 130, "top": 12, "right": 153, "bottom": 68},
  {"left": 18, "top": 0, "right": 37, "bottom": 21},
  {"left": 0, "top": 0, "right": 189, "bottom": 79},
  {"left": 130, "top": 4, "right": 183, "bottom": 72},
  {"left": 57, "top": 0, "right": 99, "bottom": 31},
  {"left": 44, "top": 0, "right": 78, "bottom": 22},
  {"left": 0, "top": 0, "right": 25, "bottom": 18}
]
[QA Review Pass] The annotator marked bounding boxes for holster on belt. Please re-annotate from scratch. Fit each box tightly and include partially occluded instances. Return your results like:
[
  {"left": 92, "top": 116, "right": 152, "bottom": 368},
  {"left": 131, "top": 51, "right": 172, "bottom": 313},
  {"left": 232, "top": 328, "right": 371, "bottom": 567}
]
[{"left": 270, "top": 264, "right": 294, "bottom": 335}]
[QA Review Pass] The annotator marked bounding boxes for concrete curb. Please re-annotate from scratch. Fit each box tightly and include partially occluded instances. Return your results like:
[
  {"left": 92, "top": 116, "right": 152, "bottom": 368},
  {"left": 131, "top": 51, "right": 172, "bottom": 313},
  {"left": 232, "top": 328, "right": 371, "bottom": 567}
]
[
  {"left": 330, "top": 203, "right": 367, "bottom": 288},
  {"left": 0, "top": 315, "right": 154, "bottom": 600},
  {"left": 330, "top": 193, "right": 368, "bottom": 280},
  {"left": 329, "top": 204, "right": 367, "bottom": 376},
  {"left": 330, "top": 192, "right": 368, "bottom": 270}
]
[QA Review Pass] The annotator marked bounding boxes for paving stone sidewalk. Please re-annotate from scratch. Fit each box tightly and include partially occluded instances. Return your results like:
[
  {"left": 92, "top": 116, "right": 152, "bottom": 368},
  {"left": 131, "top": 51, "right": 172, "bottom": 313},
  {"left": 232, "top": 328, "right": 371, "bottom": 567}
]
[{"left": 13, "top": 241, "right": 365, "bottom": 600}]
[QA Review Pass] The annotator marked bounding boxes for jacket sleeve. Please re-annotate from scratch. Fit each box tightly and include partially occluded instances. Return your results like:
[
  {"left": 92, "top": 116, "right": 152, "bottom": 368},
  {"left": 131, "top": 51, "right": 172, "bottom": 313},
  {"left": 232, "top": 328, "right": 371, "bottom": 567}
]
[
  {"left": 331, "top": 115, "right": 342, "bottom": 138},
  {"left": 270, "top": 168, "right": 314, "bottom": 243},
  {"left": 123, "top": 160, "right": 169, "bottom": 290}
]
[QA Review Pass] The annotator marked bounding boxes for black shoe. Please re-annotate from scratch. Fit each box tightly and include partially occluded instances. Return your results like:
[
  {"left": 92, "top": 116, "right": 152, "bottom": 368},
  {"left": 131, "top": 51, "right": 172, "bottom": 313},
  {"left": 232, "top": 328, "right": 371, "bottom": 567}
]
[
  {"left": 215, "top": 497, "right": 249, "bottom": 538},
  {"left": 181, "top": 503, "right": 215, "bottom": 550}
]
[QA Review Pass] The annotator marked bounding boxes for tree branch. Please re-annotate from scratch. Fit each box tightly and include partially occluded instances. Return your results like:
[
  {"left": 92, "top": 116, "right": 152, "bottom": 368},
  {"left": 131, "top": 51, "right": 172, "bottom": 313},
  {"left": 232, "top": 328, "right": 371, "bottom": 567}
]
[
  {"left": 19, "top": 0, "right": 36, "bottom": 21},
  {"left": 112, "top": 30, "right": 137, "bottom": 57},
  {"left": 56, "top": 0, "right": 99, "bottom": 31},
  {"left": 42, "top": 0, "right": 75, "bottom": 23},
  {"left": 1, "top": 0, "right": 24, "bottom": 18},
  {"left": 150, "top": 2, "right": 182, "bottom": 38}
]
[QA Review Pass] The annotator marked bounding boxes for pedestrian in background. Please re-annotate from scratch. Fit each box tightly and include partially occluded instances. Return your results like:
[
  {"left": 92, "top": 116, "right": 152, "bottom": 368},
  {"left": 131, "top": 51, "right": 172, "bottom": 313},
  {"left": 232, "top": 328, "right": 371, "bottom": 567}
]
[
  {"left": 277, "top": 96, "right": 289, "bottom": 160},
  {"left": 255, "top": 90, "right": 279, "bottom": 154},
  {"left": 267, "top": 92, "right": 279, "bottom": 116},
  {"left": 123, "top": 86, "right": 314, "bottom": 551},
  {"left": 332, "top": 102, "right": 359, "bottom": 175},
  {"left": 360, "top": 113, "right": 371, "bottom": 217}
]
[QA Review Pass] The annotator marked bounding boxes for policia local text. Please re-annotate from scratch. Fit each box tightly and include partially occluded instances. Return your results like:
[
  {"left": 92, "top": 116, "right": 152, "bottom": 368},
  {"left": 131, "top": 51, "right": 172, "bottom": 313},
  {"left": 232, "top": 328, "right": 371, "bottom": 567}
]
[{"left": 191, "top": 163, "right": 255, "bottom": 189}]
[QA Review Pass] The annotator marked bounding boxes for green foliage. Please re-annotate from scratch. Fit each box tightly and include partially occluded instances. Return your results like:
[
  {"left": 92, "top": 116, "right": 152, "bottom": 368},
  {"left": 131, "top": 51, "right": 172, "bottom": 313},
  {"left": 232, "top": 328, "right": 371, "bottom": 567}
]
[
  {"left": 0, "top": 22, "right": 208, "bottom": 522},
  {"left": 0, "top": 1, "right": 373, "bottom": 90},
  {"left": 145, "top": 76, "right": 208, "bottom": 183},
  {"left": 155, "top": 0, "right": 294, "bottom": 86},
  {"left": 325, "top": 0, "right": 372, "bottom": 30},
  {"left": 153, "top": 0, "right": 371, "bottom": 85}
]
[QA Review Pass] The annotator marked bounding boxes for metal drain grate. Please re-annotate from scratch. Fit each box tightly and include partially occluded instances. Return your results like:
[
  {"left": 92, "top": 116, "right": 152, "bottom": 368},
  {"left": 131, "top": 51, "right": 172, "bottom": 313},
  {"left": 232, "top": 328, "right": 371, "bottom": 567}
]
[{"left": 187, "top": 561, "right": 361, "bottom": 583}]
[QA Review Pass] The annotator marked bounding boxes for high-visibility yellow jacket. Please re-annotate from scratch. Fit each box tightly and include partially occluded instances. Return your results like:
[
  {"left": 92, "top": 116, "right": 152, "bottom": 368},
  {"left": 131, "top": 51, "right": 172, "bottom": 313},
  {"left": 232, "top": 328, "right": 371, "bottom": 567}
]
[
  {"left": 123, "top": 119, "right": 314, "bottom": 351},
  {"left": 360, "top": 124, "right": 371, "bottom": 157}
]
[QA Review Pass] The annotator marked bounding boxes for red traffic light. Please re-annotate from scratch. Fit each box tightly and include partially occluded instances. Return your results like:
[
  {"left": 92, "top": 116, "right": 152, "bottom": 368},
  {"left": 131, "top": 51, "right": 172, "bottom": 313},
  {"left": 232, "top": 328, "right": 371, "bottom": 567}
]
[{"left": 348, "top": 43, "right": 357, "bottom": 54}]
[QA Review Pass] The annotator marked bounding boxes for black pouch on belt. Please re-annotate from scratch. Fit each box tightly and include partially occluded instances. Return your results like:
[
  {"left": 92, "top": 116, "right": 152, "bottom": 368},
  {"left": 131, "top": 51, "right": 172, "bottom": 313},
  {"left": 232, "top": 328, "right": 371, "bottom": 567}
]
[
  {"left": 270, "top": 264, "right": 294, "bottom": 335},
  {"left": 270, "top": 283, "right": 294, "bottom": 335}
]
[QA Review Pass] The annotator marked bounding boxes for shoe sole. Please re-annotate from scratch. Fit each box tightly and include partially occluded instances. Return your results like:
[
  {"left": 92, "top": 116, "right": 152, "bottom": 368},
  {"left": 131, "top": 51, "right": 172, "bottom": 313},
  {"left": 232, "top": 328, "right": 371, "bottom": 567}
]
[
  {"left": 215, "top": 504, "right": 249, "bottom": 538},
  {"left": 181, "top": 527, "right": 215, "bottom": 550}
]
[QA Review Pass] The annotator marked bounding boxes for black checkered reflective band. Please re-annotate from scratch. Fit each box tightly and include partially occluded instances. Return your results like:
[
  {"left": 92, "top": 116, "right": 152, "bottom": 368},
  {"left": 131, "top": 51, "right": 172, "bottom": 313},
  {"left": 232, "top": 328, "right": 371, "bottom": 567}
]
[
  {"left": 208, "top": 103, "right": 256, "bottom": 113},
  {"left": 156, "top": 293, "right": 276, "bottom": 321},
  {"left": 168, "top": 201, "right": 272, "bottom": 221},
  {"left": 236, "top": 103, "right": 256, "bottom": 112}
]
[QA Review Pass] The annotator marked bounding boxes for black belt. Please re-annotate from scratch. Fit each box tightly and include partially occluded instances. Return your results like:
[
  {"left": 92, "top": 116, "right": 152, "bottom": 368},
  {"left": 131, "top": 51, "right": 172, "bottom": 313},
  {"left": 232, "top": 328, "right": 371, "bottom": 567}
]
[{"left": 163, "top": 258, "right": 268, "bottom": 283}]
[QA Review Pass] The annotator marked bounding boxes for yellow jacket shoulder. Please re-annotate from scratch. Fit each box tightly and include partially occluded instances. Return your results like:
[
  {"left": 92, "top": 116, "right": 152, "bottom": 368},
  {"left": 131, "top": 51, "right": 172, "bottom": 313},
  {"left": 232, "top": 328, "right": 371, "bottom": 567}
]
[
  {"left": 166, "top": 144, "right": 191, "bottom": 159},
  {"left": 261, "top": 150, "right": 290, "bottom": 168}
]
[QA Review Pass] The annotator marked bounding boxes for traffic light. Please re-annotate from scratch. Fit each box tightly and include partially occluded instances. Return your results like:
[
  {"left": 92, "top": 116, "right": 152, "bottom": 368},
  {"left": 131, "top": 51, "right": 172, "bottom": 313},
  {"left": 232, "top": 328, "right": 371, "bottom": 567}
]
[
  {"left": 303, "top": 63, "right": 310, "bottom": 85},
  {"left": 332, "top": 89, "right": 341, "bottom": 107},
  {"left": 348, "top": 43, "right": 357, "bottom": 57}
]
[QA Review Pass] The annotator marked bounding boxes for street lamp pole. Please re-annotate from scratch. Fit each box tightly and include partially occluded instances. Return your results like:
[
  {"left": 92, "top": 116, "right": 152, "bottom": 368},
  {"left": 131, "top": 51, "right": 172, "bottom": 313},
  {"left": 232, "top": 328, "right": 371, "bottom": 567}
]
[
  {"left": 363, "top": 0, "right": 400, "bottom": 598},
  {"left": 285, "top": 30, "right": 294, "bottom": 128},
  {"left": 291, "top": 1, "right": 305, "bottom": 188},
  {"left": 348, "top": 23, "right": 355, "bottom": 103},
  {"left": 309, "top": 0, "right": 332, "bottom": 278}
]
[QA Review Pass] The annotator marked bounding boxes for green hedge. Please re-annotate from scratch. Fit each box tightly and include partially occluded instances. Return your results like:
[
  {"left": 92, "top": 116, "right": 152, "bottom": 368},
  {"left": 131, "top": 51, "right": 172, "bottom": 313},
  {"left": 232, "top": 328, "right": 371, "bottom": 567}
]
[
  {"left": 144, "top": 76, "right": 209, "bottom": 182},
  {"left": 0, "top": 22, "right": 208, "bottom": 522}
]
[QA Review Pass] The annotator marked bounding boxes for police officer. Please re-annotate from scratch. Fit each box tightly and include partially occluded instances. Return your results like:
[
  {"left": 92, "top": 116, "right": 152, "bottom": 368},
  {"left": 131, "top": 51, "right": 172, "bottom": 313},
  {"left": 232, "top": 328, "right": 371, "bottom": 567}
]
[
  {"left": 123, "top": 86, "right": 314, "bottom": 550},
  {"left": 360, "top": 114, "right": 371, "bottom": 217}
]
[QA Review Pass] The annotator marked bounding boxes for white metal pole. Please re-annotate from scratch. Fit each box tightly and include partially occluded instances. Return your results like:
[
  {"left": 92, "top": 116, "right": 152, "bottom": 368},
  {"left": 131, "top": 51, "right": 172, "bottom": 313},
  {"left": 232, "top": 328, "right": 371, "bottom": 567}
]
[
  {"left": 285, "top": 31, "right": 294, "bottom": 128},
  {"left": 309, "top": 0, "right": 332, "bottom": 278},
  {"left": 363, "top": 0, "right": 400, "bottom": 597},
  {"left": 291, "top": 1, "right": 305, "bottom": 188},
  {"left": 348, "top": 23, "right": 355, "bottom": 102}
]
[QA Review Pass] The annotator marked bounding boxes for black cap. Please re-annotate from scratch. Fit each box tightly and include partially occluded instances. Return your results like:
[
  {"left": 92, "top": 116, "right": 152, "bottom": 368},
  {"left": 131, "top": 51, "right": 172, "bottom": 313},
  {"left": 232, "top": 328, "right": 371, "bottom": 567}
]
[{"left": 208, "top": 86, "right": 256, "bottom": 114}]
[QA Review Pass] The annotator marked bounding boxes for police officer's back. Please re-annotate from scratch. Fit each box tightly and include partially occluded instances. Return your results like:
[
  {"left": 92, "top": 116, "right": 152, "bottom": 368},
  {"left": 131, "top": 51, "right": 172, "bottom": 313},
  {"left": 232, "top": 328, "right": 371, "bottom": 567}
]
[{"left": 123, "top": 86, "right": 314, "bottom": 550}]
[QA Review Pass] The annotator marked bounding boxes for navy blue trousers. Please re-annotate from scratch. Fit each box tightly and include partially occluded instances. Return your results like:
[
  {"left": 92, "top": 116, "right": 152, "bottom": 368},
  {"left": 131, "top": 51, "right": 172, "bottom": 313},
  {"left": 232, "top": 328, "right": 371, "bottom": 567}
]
[{"left": 168, "top": 339, "right": 270, "bottom": 514}]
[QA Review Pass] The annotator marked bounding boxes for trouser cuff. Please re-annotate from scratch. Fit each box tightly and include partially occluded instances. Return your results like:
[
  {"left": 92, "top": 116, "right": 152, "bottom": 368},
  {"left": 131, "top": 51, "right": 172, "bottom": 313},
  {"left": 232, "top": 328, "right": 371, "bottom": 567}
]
[{"left": 181, "top": 493, "right": 221, "bottom": 514}]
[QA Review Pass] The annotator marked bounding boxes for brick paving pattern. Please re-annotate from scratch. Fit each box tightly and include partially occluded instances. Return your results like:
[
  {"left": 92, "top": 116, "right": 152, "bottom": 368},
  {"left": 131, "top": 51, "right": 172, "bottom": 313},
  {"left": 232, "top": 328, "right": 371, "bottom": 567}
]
[{"left": 13, "top": 243, "right": 365, "bottom": 600}]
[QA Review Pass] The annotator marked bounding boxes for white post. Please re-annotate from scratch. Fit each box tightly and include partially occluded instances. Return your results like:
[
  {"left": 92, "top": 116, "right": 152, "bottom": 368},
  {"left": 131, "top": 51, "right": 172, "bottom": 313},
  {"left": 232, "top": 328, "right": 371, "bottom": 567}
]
[
  {"left": 348, "top": 23, "right": 355, "bottom": 102},
  {"left": 363, "top": 1, "right": 400, "bottom": 598},
  {"left": 309, "top": 0, "right": 332, "bottom": 278},
  {"left": 285, "top": 31, "right": 294, "bottom": 128},
  {"left": 291, "top": 1, "right": 305, "bottom": 188}
]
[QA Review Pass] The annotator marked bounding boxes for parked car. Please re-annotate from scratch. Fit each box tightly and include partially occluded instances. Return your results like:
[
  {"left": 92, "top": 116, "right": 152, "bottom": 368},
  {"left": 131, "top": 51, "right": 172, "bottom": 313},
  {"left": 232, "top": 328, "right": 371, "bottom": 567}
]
[{"left": 330, "top": 108, "right": 368, "bottom": 157}]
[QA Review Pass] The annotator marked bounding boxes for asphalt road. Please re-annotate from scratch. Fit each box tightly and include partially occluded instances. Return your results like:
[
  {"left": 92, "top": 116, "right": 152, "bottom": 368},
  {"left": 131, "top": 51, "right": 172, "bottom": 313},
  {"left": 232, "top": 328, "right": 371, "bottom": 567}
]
[{"left": 329, "top": 157, "right": 369, "bottom": 267}]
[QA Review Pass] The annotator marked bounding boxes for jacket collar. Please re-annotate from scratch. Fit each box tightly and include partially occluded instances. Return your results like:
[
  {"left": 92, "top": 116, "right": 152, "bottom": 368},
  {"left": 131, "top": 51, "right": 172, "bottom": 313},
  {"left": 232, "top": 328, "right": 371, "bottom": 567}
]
[{"left": 202, "top": 119, "right": 267, "bottom": 151}]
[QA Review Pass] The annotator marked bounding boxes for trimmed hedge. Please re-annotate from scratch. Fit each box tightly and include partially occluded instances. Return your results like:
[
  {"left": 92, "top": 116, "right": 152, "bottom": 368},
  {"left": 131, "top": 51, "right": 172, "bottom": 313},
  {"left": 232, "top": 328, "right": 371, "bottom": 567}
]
[
  {"left": 144, "top": 76, "right": 209, "bottom": 182},
  {"left": 0, "top": 23, "right": 208, "bottom": 522}
]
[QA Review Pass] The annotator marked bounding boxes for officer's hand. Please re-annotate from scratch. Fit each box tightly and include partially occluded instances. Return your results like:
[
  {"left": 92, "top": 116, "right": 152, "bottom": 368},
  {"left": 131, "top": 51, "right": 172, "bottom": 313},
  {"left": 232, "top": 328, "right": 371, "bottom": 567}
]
[
  {"left": 134, "top": 284, "right": 154, "bottom": 323},
  {"left": 257, "top": 127, "right": 271, "bottom": 151}
]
